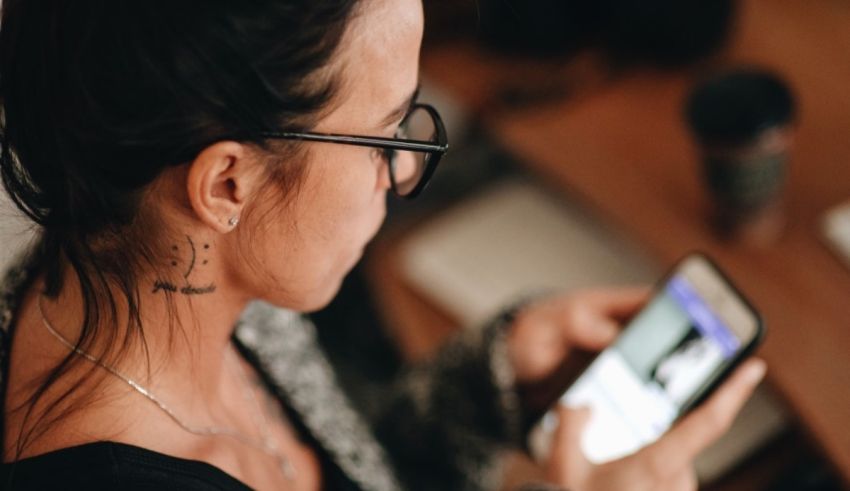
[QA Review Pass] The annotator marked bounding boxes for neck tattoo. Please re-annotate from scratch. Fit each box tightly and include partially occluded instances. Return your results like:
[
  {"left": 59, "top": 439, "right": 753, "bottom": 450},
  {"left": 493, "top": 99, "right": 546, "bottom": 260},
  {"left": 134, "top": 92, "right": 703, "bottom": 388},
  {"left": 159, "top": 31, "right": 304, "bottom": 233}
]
[{"left": 153, "top": 236, "right": 216, "bottom": 296}]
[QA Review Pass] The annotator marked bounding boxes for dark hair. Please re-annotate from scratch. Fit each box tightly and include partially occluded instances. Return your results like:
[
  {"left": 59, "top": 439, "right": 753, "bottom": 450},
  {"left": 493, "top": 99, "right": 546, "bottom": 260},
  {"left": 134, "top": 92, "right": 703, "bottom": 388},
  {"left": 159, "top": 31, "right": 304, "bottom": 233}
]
[{"left": 0, "top": 0, "right": 363, "bottom": 457}]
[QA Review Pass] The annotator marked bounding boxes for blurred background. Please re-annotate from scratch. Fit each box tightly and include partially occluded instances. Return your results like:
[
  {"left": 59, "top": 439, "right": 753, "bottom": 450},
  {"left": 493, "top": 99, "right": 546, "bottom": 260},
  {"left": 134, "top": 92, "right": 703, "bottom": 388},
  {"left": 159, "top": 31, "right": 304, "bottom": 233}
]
[
  {"left": 344, "top": 0, "right": 850, "bottom": 489},
  {"left": 3, "top": 0, "right": 850, "bottom": 489}
]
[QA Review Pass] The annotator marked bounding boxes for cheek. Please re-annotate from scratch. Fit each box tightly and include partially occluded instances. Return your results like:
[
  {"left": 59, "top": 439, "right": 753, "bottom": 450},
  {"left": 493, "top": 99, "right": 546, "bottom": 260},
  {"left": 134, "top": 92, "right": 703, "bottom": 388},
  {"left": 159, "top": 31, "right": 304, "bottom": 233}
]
[
  {"left": 308, "top": 146, "right": 386, "bottom": 237},
  {"left": 254, "top": 148, "right": 387, "bottom": 309},
  {"left": 313, "top": 155, "right": 388, "bottom": 259}
]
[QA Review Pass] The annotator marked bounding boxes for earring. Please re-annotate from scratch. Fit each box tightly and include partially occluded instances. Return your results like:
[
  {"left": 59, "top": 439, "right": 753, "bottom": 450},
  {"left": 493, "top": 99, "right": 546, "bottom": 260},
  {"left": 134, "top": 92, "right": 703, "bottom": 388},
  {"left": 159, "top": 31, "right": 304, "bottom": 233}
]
[{"left": 228, "top": 216, "right": 240, "bottom": 228}]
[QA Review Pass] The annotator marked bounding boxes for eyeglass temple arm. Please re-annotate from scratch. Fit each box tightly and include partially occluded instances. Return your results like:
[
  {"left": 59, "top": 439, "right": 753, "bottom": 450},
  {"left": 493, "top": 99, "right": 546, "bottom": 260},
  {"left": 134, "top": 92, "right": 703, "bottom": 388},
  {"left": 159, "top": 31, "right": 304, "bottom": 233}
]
[{"left": 262, "top": 131, "right": 448, "bottom": 153}]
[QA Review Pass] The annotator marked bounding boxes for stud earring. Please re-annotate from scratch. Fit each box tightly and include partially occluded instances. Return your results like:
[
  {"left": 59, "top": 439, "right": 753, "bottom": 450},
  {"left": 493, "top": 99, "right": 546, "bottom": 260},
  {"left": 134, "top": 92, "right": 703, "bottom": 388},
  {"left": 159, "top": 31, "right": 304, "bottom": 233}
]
[{"left": 228, "top": 216, "right": 240, "bottom": 228}]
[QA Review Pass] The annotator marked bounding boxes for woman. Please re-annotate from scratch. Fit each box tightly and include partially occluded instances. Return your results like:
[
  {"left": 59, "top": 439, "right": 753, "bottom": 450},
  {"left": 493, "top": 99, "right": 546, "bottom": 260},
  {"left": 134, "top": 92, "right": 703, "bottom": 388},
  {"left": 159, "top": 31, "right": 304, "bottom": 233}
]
[{"left": 0, "top": 0, "right": 765, "bottom": 489}]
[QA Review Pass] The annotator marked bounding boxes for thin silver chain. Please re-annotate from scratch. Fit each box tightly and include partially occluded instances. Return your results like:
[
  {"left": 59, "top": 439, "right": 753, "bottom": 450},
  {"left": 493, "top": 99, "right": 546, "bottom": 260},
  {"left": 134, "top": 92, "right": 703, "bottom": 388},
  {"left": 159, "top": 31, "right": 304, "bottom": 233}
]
[{"left": 37, "top": 294, "right": 296, "bottom": 481}]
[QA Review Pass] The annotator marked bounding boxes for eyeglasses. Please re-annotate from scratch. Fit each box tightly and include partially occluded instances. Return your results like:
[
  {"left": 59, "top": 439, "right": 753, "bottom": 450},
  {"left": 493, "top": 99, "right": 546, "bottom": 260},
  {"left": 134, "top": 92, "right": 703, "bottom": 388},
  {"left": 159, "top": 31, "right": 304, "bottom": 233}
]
[{"left": 260, "top": 103, "right": 448, "bottom": 199}]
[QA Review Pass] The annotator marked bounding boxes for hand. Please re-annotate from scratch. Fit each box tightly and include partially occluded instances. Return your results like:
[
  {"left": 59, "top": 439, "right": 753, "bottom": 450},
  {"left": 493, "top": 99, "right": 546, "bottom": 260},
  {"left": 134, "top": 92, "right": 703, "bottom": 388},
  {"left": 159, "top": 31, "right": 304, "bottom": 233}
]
[
  {"left": 507, "top": 288, "right": 649, "bottom": 384},
  {"left": 546, "top": 358, "right": 767, "bottom": 491}
]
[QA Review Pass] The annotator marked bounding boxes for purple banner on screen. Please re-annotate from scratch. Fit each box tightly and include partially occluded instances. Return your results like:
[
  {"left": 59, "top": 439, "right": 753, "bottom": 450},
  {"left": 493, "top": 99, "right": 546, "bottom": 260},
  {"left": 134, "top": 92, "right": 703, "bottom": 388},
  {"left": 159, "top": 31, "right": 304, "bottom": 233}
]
[{"left": 666, "top": 276, "right": 740, "bottom": 358}]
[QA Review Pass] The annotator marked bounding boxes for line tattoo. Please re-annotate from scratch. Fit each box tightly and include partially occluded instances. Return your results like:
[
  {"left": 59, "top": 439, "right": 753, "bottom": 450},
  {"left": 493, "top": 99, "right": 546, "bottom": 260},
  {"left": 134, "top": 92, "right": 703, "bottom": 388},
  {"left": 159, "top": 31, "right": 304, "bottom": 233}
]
[
  {"left": 179, "top": 284, "right": 217, "bottom": 295},
  {"left": 152, "top": 280, "right": 216, "bottom": 295},
  {"left": 153, "top": 236, "right": 216, "bottom": 296},
  {"left": 152, "top": 281, "right": 178, "bottom": 294},
  {"left": 184, "top": 235, "right": 196, "bottom": 279}
]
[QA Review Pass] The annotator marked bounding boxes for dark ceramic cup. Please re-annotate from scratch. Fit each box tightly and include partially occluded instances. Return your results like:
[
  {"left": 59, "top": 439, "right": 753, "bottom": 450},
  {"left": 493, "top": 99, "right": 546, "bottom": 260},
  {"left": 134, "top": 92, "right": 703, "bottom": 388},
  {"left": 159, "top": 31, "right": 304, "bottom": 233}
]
[{"left": 686, "top": 68, "right": 796, "bottom": 244}]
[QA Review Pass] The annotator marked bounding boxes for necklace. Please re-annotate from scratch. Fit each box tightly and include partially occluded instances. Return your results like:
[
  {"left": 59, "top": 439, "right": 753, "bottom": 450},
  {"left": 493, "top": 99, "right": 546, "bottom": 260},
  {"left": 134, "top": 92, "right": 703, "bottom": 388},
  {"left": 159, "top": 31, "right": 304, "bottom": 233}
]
[{"left": 36, "top": 294, "right": 296, "bottom": 481}]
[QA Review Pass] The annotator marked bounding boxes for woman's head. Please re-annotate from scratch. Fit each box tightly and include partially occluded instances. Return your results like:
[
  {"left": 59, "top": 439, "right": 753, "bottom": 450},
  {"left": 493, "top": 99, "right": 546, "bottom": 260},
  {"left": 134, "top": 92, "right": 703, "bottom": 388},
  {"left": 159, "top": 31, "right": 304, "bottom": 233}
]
[
  {"left": 220, "top": 0, "right": 426, "bottom": 311},
  {"left": 0, "top": 0, "right": 424, "bottom": 311},
  {"left": 0, "top": 0, "right": 425, "bottom": 452}
]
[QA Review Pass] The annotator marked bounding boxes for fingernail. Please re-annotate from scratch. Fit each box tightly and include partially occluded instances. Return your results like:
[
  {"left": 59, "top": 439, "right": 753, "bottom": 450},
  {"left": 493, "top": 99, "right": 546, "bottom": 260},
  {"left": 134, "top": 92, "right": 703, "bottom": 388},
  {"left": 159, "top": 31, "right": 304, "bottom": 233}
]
[{"left": 746, "top": 360, "right": 767, "bottom": 383}]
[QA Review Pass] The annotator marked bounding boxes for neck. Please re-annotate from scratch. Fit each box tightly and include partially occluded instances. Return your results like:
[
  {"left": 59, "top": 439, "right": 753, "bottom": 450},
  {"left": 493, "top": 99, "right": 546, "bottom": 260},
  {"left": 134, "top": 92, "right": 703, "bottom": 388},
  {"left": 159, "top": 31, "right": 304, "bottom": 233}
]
[{"left": 38, "top": 253, "right": 252, "bottom": 416}]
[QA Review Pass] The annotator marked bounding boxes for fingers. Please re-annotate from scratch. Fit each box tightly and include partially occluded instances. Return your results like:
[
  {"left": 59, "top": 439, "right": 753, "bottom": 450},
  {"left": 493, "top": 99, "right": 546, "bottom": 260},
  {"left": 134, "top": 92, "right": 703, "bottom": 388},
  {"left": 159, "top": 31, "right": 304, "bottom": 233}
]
[
  {"left": 555, "top": 405, "right": 592, "bottom": 453},
  {"left": 646, "top": 358, "right": 767, "bottom": 471},
  {"left": 582, "top": 286, "right": 652, "bottom": 320},
  {"left": 663, "top": 468, "right": 698, "bottom": 491},
  {"left": 509, "top": 286, "right": 651, "bottom": 381},
  {"left": 548, "top": 405, "right": 593, "bottom": 487},
  {"left": 568, "top": 312, "right": 620, "bottom": 350},
  {"left": 567, "top": 287, "right": 651, "bottom": 350}
]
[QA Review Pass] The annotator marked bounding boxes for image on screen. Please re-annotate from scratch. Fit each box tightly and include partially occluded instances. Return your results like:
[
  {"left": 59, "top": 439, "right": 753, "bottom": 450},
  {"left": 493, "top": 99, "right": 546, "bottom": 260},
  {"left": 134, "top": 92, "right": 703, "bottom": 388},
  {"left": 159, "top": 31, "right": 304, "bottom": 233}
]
[{"left": 556, "top": 275, "right": 742, "bottom": 463}]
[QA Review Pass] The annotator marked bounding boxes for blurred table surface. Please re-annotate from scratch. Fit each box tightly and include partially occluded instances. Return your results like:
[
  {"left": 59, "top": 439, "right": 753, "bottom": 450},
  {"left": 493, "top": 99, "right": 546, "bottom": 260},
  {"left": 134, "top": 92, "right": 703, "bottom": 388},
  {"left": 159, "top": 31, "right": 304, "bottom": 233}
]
[{"left": 408, "top": 0, "right": 850, "bottom": 484}]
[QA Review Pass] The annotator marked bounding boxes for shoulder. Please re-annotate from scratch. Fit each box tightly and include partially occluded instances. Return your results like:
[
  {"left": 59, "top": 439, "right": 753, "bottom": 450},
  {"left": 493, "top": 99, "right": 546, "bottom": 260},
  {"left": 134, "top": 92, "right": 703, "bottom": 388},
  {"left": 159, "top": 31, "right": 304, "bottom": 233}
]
[{"left": 1, "top": 442, "right": 251, "bottom": 491}]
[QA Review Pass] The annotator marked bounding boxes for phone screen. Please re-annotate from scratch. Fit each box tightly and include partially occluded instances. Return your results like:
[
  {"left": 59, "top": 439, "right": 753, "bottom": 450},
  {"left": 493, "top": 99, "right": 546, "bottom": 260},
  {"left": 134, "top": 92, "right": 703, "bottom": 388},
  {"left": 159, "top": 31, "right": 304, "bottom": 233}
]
[{"left": 536, "top": 256, "right": 761, "bottom": 464}]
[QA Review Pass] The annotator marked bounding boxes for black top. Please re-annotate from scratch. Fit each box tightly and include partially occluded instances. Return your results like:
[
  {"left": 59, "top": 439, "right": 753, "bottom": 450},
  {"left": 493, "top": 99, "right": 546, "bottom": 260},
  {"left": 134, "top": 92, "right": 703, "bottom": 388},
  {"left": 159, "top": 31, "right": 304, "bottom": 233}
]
[
  {"left": 1, "top": 441, "right": 252, "bottom": 490},
  {"left": 0, "top": 322, "right": 354, "bottom": 491},
  {"left": 0, "top": 346, "right": 358, "bottom": 491}
]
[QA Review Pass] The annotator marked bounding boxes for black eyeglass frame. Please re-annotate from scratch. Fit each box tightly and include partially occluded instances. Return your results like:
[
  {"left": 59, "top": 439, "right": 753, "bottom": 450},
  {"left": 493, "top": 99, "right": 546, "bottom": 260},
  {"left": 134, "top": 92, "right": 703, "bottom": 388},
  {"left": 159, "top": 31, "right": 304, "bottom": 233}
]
[{"left": 260, "top": 103, "right": 448, "bottom": 199}]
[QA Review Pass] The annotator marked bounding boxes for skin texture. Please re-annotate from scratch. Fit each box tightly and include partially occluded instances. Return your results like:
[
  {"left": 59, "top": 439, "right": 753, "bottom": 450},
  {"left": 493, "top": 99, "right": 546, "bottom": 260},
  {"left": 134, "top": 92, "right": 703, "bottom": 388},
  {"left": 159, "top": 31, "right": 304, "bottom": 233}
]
[
  {"left": 548, "top": 359, "right": 766, "bottom": 491},
  {"left": 510, "top": 289, "right": 766, "bottom": 491},
  {"left": 5, "top": 0, "right": 424, "bottom": 489},
  {"left": 3, "top": 0, "right": 765, "bottom": 488}
]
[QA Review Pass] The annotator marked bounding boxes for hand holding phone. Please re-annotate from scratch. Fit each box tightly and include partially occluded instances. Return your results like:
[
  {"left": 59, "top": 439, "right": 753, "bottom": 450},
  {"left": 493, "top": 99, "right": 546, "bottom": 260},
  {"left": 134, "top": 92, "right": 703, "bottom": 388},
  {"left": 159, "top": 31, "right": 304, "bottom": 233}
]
[
  {"left": 531, "top": 254, "right": 765, "bottom": 465},
  {"left": 546, "top": 358, "right": 767, "bottom": 491}
]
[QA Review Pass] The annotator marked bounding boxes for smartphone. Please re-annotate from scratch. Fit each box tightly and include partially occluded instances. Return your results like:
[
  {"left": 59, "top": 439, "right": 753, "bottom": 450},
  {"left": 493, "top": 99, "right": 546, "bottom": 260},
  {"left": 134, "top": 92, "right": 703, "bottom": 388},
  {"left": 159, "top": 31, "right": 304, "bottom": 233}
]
[{"left": 529, "top": 253, "right": 765, "bottom": 464}]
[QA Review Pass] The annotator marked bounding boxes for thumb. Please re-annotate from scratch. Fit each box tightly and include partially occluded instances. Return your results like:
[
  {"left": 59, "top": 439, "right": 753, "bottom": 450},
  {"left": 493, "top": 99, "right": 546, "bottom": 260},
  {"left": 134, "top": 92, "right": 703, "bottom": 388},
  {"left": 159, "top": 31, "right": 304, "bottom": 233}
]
[
  {"left": 548, "top": 405, "right": 593, "bottom": 487},
  {"left": 555, "top": 405, "right": 592, "bottom": 450}
]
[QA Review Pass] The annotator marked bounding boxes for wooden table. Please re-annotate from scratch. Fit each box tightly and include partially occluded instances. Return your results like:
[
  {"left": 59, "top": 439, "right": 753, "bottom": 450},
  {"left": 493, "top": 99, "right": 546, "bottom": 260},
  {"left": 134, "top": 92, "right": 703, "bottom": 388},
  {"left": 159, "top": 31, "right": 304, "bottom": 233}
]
[{"left": 414, "top": 0, "right": 850, "bottom": 484}]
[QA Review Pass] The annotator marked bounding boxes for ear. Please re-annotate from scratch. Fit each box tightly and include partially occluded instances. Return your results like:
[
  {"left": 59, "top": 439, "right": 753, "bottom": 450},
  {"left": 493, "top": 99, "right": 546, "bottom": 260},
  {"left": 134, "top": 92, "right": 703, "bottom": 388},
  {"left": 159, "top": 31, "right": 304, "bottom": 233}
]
[{"left": 186, "top": 141, "right": 262, "bottom": 233}]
